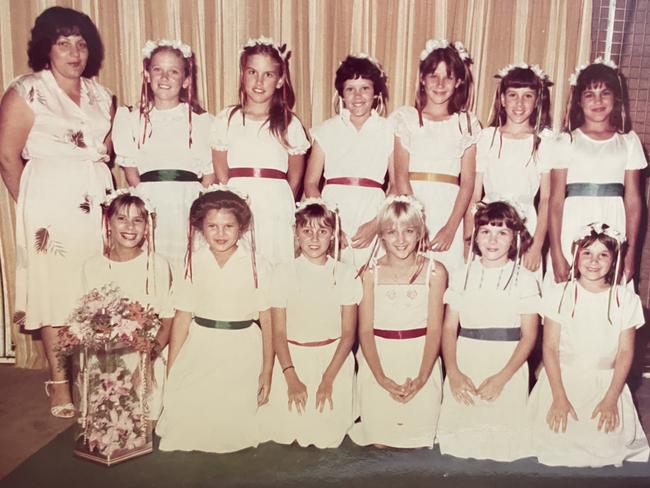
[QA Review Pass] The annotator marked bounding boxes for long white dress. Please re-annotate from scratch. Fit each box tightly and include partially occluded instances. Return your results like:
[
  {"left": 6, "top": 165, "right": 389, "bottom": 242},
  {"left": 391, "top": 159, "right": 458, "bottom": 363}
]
[
  {"left": 390, "top": 107, "right": 480, "bottom": 272},
  {"left": 349, "top": 259, "right": 443, "bottom": 448},
  {"left": 437, "top": 260, "right": 541, "bottom": 461},
  {"left": 112, "top": 104, "right": 213, "bottom": 275},
  {"left": 156, "top": 245, "right": 271, "bottom": 453},
  {"left": 211, "top": 108, "right": 310, "bottom": 265},
  {"left": 81, "top": 252, "right": 174, "bottom": 419},
  {"left": 476, "top": 128, "right": 553, "bottom": 235},
  {"left": 552, "top": 129, "right": 647, "bottom": 262},
  {"left": 528, "top": 281, "right": 650, "bottom": 467},
  {"left": 261, "top": 255, "right": 362, "bottom": 448},
  {"left": 312, "top": 109, "right": 393, "bottom": 269},
  {"left": 10, "top": 70, "right": 114, "bottom": 330}
]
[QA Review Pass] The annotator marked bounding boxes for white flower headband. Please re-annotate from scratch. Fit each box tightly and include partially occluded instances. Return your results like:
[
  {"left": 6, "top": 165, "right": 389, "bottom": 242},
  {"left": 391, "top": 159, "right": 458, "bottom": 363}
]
[
  {"left": 142, "top": 39, "right": 193, "bottom": 59},
  {"left": 419, "top": 39, "right": 470, "bottom": 62},
  {"left": 240, "top": 36, "right": 288, "bottom": 60},
  {"left": 201, "top": 183, "right": 249, "bottom": 202},
  {"left": 497, "top": 62, "right": 549, "bottom": 82},
  {"left": 382, "top": 194, "right": 425, "bottom": 214},
  {"left": 573, "top": 222, "right": 625, "bottom": 244},
  {"left": 296, "top": 197, "right": 337, "bottom": 214},
  {"left": 345, "top": 52, "right": 386, "bottom": 78},
  {"left": 103, "top": 188, "right": 156, "bottom": 214},
  {"left": 569, "top": 57, "right": 618, "bottom": 86}
]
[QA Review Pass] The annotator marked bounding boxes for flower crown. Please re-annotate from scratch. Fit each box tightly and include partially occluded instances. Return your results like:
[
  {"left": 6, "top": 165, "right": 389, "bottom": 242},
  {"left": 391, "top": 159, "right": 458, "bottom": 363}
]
[
  {"left": 382, "top": 194, "right": 425, "bottom": 214},
  {"left": 496, "top": 62, "right": 549, "bottom": 82},
  {"left": 569, "top": 57, "right": 618, "bottom": 86},
  {"left": 240, "top": 36, "right": 288, "bottom": 60},
  {"left": 419, "top": 39, "right": 470, "bottom": 62},
  {"left": 103, "top": 188, "right": 156, "bottom": 214},
  {"left": 201, "top": 183, "right": 249, "bottom": 202},
  {"left": 573, "top": 222, "right": 625, "bottom": 244},
  {"left": 295, "top": 197, "right": 337, "bottom": 214},
  {"left": 344, "top": 52, "right": 387, "bottom": 78},
  {"left": 142, "top": 39, "right": 193, "bottom": 59}
]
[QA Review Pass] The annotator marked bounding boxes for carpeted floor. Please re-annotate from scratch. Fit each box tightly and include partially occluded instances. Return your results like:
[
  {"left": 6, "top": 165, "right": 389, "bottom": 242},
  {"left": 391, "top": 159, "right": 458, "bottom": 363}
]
[{"left": 1, "top": 427, "right": 650, "bottom": 488}]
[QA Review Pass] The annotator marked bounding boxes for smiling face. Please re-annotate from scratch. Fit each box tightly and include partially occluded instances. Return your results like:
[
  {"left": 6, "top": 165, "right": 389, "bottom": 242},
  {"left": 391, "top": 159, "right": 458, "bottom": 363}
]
[
  {"left": 579, "top": 82, "right": 615, "bottom": 125},
  {"left": 296, "top": 221, "right": 333, "bottom": 264},
  {"left": 421, "top": 61, "right": 460, "bottom": 108},
  {"left": 109, "top": 204, "right": 147, "bottom": 254},
  {"left": 475, "top": 224, "right": 514, "bottom": 267},
  {"left": 341, "top": 77, "right": 375, "bottom": 121},
  {"left": 49, "top": 34, "right": 88, "bottom": 81},
  {"left": 501, "top": 87, "right": 537, "bottom": 126},
  {"left": 381, "top": 222, "right": 420, "bottom": 261},
  {"left": 243, "top": 53, "right": 283, "bottom": 108},
  {"left": 576, "top": 239, "right": 614, "bottom": 287},
  {"left": 146, "top": 49, "right": 189, "bottom": 109},
  {"left": 201, "top": 208, "right": 241, "bottom": 258}
]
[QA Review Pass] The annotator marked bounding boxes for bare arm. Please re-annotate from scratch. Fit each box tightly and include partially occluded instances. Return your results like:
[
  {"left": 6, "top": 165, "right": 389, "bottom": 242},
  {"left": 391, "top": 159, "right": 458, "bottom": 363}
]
[
  {"left": 303, "top": 141, "right": 325, "bottom": 198},
  {"left": 212, "top": 149, "right": 229, "bottom": 184},
  {"left": 357, "top": 271, "right": 406, "bottom": 398},
  {"left": 271, "top": 306, "right": 307, "bottom": 411},
  {"left": 548, "top": 169, "right": 569, "bottom": 282},
  {"left": 166, "top": 310, "right": 192, "bottom": 374},
  {"left": 287, "top": 154, "right": 305, "bottom": 199},
  {"left": 385, "top": 151, "right": 396, "bottom": 195},
  {"left": 257, "top": 308, "right": 274, "bottom": 406},
  {"left": 0, "top": 89, "right": 33, "bottom": 201},
  {"left": 441, "top": 305, "right": 477, "bottom": 405},
  {"left": 623, "top": 169, "right": 642, "bottom": 281},
  {"left": 123, "top": 167, "right": 141, "bottom": 186},
  {"left": 393, "top": 136, "right": 412, "bottom": 195},
  {"left": 103, "top": 95, "right": 117, "bottom": 157},
  {"left": 523, "top": 172, "right": 550, "bottom": 272},
  {"left": 201, "top": 173, "right": 216, "bottom": 187},
  {"left": 542, "top": 316, "right": 578, "bottom": 432}
]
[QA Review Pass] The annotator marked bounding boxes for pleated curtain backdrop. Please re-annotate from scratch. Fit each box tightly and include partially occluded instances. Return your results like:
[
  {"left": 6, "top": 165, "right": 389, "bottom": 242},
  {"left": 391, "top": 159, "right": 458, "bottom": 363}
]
[{"left": 0, "top": 0, "right": 591, "bottom": 368}]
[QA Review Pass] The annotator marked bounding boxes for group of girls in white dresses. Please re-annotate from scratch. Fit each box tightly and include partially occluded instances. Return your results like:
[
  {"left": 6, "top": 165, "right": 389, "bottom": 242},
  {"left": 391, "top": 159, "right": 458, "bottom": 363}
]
[{"left": 12, "top": 30, "right": 648, "bottom": 468}]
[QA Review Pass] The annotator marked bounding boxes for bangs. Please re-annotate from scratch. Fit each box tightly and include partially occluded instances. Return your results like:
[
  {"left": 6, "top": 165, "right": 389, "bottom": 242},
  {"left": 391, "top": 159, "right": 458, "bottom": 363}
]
[
  {"left": 295, "top": 204, "right": 336, "bottom": 230},
  {"left": 55, "top": 24, "right": 82, "bottom": 38}
]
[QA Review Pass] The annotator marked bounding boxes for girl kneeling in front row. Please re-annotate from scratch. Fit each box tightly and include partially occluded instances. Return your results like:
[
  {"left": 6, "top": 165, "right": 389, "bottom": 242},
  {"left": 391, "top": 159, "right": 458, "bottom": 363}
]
[{"left": 350, "top": 195, "right": 446, "bottom": 448}]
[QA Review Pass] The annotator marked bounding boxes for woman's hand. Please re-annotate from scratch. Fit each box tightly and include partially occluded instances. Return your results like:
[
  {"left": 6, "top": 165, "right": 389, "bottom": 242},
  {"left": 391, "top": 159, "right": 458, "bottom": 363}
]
[
  {"left": 523, "top": 245, "right": 543, "bottom": 272},
  {"left": 285, "top": 370, "right": 308, "bottom": 413},
  {"left": 315, "top": 378, "right": 334, "bottom": 412},
  {"left": 378, "top": 374, "right": 407, "bottom": 401},
  {"left": 448, "top": 370, "right": 477, "bottom": 405},
  {"left": 546, "top": 396, "right": 578, "bottom": 432},
  {"left": 552, "top": 254, "right": 571, "bottom": 283},
  {"left": 351, "top": 219, "right": 378, "bottom": 249},
  {"left": 476, "top": 373, "right": 507, "bottom": 402},
  {"left": 430, "top": 224, "right": 455, "bottom": 252},
  {"left": 592, "top": 396, "right": 620, "bottom": 433},
  {"left": 257, "top": 370, "right": 272, "bottom": 406},
  {"left": 400, "top": 375, "right": 427, "bottom": 403}
]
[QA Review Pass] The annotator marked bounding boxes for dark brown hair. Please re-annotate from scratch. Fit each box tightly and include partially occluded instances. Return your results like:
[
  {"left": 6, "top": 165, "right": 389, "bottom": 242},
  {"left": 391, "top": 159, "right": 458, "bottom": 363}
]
[
  {"left": 189, "top": 190, "right": 252, "bottom": 234},
  {"left": 335, "top": 56, "right": 389, "bottom": 110},
  {"left": 473, "top": 201, "right": 532, "bottom": 260},
  {"left": 571, "top": 230, "right": 622, "bottom": 285}
]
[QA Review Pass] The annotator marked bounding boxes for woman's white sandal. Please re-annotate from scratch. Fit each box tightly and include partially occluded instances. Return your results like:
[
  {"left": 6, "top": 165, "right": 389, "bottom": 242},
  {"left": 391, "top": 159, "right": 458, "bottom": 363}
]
[{"left": 44, "top": 380, "right": 75, "bottom": 419}]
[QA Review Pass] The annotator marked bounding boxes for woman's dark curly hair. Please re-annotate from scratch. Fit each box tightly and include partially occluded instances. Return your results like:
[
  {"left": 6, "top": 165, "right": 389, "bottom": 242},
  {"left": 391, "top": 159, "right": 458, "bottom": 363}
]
[
  {"left": 189, "top": 190, "right": 252, "bottom": 233},
  {"left": 334, "top": 56, "right": 389, "bottom": 109},
  {"left": 27, "top": 6, "right": 104, "bottom": 78}
]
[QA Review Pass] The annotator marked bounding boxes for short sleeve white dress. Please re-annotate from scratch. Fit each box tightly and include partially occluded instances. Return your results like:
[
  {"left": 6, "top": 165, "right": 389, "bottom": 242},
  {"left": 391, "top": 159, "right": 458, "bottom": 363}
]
[
  {"left": 10, "top": 70, "right": 114, "bottom": 330},
  {"left": 437, "top": 260, "right": 541, "bottom": 461},
  {"left": 261, "top": 255, "right": 362, "bottom": 448},
  {"left": 390, "top": 107, "right": 480, "bottom": 272},
  {"left": 112, "top": 104, "right": 213, "bottom": 274},
  {"left": 349, "top": 259, "right": 443, "bottom": 448},
  {"left": 552, "top": 129, "right": 647, "bottom": 261},
  {"left": 156, "top": 245, "right": 271, "bottom": 453},
  {"left": 527, "top": 281, "right": 650, "bottom": 467},
  {"left": 211, "top": 108, "right": 310, "bottom": 265},
  {"left": 81, "top": 252, "right": 174, "bottom": 419},
  {"left": 476, "top": 127, "right": 553, "bottom": 235},
  {"left": 311, "top": 109, "right": 393, "bottom": 269}
]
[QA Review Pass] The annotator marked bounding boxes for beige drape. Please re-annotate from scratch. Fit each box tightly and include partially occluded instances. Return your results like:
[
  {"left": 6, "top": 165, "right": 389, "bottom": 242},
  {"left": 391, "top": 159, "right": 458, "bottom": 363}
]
[{"left": 0, "top": 0, "right": 591, "bottom": 368}]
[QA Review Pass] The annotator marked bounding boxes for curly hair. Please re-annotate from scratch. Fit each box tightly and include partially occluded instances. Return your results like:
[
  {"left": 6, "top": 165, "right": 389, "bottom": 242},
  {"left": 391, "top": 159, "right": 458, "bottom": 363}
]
[
  {"left": 189, "top": 190, "right": 252, "bottom": 233},
  {"left": 27, "top": 6, "right": 104, "bottom": 78},
  {"left": 472, "top": 201, "right": 532, "bottom": 260},
  {"left": 334, "top": 56, "right": 389, "bottom": 110}
]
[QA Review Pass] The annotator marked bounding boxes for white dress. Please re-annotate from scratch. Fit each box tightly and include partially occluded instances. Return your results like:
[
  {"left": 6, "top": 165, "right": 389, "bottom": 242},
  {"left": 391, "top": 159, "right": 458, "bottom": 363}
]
[
  {"left": 113, "top": 104, "right": 213, "bottom": 275},
  {"left": 156, "top": 246, "right": 271, "bottom": 453},
  {"left": 10, "top": 70, "right": 114, "bottom": 330},
  {"left": 476, "top": 127, "right": 553, "bottom": 235},
  {"left": 349, "top": 259, "right": 443, "bottom": 448},
  {"left": 390, "top": 107, "right": 480, "bottom": 272},
  {"left": 81, "top": 252, "right": 174, "bottom": 420},
  {"left": 437, "top": 260, "right": 541, "bottom": 461},
  {"left": 552, "top": 129, "right": 647, "bottom": 261},
  {"left": 528, "top": 282, "right": 650, "bottom": 467},
  {"left": 261, "top": 255, "right": 362, "bottom": 448},
  {"left": 211, "top": 107, "right": 310, "bottom": 265},
  {"left": 312, "top": 109, "right": 393, "bottom": 269}
]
